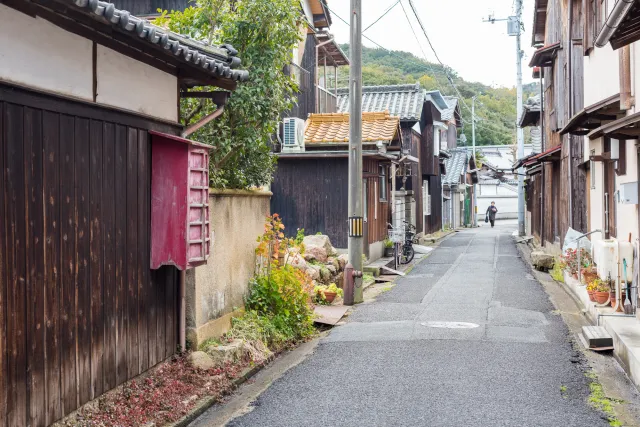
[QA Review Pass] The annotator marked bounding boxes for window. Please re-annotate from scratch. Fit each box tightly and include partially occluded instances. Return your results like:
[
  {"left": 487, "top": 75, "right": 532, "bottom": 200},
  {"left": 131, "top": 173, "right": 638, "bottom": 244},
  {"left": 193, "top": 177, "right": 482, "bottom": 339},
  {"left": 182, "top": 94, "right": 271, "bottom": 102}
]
[
  {"left": 423, "top": 180, "right": 431, "bottom": 216},
  {"left": 585, "top": 0, "right": 596, "bottom": 54},
  {"left": 615, "top": 140, "right": 627, "bottom": 176},
  {"left": 590, "top": 149, "right": 596, "bottom": 189},
  {"left": 433, "top": 128, "right": 440, "bottom": 156},
  {"left": 379, "top": 165, "right": 387, "bottom": 201}
]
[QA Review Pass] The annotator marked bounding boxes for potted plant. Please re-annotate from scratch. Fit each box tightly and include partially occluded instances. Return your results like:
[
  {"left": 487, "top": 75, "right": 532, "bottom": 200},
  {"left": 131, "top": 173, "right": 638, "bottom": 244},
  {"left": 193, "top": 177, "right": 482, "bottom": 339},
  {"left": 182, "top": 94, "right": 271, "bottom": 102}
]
[
  {"left": 594, "top": 280, "right": 610, "bottom": 305},
  {"left": 383, "top": 238, "right": 394, "bottom": 257},
  {"left": 582, "top": 268, "right": 598, "bottom": 285},
  {"left": 314, "top": 283, "right": 343, "bottom": 305},
  {"left": 586, "top": 279, "right": 599, "bottom": 302}
]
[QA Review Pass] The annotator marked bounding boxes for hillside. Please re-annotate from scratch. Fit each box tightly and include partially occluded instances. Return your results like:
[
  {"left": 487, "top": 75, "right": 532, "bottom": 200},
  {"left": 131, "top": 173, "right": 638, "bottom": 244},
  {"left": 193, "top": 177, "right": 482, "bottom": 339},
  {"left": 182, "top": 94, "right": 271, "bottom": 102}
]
[{"left": 338, "top": 45, "right": 539, "bottom": 146}]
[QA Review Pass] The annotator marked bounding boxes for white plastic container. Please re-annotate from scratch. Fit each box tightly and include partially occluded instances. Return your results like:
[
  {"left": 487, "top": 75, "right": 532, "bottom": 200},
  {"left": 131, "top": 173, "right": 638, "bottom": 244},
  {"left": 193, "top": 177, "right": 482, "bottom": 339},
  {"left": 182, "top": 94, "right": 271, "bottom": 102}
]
[
  {"left": 594, "top": 239, "right": 617, "bottom": 282},
  {"left": 593, "top": 239, "right": 635, "bottom": 283}
]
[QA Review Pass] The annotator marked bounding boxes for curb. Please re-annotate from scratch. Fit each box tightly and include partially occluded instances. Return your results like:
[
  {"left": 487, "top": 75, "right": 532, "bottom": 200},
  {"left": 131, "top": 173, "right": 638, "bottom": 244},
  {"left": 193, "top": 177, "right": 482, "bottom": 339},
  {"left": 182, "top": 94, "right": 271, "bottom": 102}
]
[{"left": 168, "top": 359, "right": 272, "bottom": 427}]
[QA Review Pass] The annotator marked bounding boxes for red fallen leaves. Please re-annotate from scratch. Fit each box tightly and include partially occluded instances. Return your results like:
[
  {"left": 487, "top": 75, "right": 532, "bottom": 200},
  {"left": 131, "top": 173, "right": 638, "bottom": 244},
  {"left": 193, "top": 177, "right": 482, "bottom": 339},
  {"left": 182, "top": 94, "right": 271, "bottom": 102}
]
[{"left": 74, "top": 354, "right": 247, "bottom": 427}]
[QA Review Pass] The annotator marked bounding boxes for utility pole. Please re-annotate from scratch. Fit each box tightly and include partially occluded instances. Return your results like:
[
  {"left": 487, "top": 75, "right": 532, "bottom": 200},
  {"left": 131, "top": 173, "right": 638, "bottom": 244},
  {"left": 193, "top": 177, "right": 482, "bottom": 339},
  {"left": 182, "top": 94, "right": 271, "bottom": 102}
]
[
  {"left": 348, "top": 0, "right": 363, "bottom": 304},
  {"left": 472, "top": 95, "right": 477, "bottom": 227},
  {"left": 515, "top": 0, "right": 525, "bottom": 237},
  {"left": 484, "top": 3, "right": 525, "bottom": 236}
]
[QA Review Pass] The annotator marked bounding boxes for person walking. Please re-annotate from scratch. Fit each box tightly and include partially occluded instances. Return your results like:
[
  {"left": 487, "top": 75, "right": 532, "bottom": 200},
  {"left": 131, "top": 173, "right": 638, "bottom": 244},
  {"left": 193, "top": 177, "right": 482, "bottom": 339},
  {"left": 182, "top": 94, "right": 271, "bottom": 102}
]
[{"left": 485, "top": 201, "right": 498, "bottom": 228}]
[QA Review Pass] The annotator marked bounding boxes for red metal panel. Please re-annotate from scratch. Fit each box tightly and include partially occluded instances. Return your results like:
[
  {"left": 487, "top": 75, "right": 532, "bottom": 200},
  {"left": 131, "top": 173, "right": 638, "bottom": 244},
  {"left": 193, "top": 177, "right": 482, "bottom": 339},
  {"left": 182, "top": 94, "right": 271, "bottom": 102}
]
[
  {"left": 150, "top": 137, "right": 188, "bottom": 269},
  {"left": 150, "top": 132, "right": 210, "bottom": 270}
]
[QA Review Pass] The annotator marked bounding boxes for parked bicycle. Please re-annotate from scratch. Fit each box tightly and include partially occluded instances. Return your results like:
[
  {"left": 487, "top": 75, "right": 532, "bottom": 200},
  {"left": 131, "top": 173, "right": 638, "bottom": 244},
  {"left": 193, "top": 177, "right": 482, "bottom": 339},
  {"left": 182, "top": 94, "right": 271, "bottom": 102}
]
[
  {"left": 387, "top": 221, "right": 416, "bottom": 268},
  {"left": 401, "top": 221, "right": 416, "bottom": 265}
]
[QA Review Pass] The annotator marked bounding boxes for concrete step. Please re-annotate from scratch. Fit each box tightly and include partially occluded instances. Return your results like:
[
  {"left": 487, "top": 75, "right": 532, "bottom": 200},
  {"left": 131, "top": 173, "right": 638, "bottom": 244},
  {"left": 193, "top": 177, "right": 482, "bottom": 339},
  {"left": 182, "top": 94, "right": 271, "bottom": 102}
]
[{"left": 579, "top": 326, "right": 614, "bottom": 351}]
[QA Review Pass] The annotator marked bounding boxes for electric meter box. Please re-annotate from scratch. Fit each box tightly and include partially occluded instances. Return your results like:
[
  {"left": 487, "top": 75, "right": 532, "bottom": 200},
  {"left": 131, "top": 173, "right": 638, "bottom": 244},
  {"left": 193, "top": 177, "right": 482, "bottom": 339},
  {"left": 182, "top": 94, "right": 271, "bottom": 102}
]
[{"left": 619, "top": 182, "right": 638, "bottom": 204}]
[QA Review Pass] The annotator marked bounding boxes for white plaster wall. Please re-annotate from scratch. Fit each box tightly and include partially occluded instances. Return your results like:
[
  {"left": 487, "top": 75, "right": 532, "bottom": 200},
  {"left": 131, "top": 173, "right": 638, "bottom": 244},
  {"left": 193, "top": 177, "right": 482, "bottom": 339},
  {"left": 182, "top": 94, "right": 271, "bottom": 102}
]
[
  {"left": 615, "top": 140, "right": 639, "bottom": 242},
  {"left": 300, "top": 0, "right": 314, "bottom": 26},
  {"left": 584, "top": 43, "right": 620, "bottom": 106},
  {"left": 590, "top": 138, "right": 605, "bottom": 248},
  {"left": 97, "top": 45, "right": 178, "bottom": 122},
  {"left": 0, "top": 4, "right": 93, "bottom": 100}
]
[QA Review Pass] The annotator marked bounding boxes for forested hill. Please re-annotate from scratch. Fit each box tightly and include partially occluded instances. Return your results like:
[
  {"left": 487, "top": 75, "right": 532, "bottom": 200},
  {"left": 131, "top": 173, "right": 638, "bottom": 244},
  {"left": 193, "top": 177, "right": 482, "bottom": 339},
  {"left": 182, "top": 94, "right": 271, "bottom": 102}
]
[{"left": 339, "top": 45, "right": 539, "bottom": 146}]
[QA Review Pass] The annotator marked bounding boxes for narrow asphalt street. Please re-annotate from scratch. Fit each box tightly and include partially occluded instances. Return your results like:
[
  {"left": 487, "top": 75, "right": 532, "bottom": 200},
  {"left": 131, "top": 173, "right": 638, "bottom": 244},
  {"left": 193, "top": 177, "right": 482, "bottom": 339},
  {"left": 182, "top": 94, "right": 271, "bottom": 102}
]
[{"left": 222, "top": 223, "right": 612, "bottom": 426}]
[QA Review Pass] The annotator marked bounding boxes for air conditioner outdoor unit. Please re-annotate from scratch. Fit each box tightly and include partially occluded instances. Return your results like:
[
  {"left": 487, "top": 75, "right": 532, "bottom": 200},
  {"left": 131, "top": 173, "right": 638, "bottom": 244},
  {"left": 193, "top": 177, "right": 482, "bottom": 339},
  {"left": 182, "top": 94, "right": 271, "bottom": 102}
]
[{"left": 282, "top": 118, "right": 306, "bottom": 153}]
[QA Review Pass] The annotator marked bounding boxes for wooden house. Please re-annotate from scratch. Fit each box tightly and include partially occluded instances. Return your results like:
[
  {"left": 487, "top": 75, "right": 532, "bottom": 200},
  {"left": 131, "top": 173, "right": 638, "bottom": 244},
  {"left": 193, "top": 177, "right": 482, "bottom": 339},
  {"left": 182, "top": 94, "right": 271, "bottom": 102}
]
[
  {"left": 0, "top": 1, "right": 246, "bottom": 425},
  {"left": 271, "top": 112, "right": 405, "bottom": 260},
  {"left": 335, "top": 84, "right": 455, "bottom": 236},
  {"left": 521, "top": 0, "right": 588, "bottom": 250},
  {"left": 562, "top": 1, "right": 640, "bottom": 246},
  {"left": 442, "top": 148, "right": 470, "bottom": 229}
]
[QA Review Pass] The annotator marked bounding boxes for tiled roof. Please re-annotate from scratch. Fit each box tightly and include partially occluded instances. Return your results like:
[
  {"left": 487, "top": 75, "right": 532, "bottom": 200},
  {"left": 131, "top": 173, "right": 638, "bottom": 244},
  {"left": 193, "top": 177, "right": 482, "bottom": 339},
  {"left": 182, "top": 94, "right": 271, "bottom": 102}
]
[
  {"left": 71, "top": 0, "right": 248, "bottom": 82},
  {"left": 336, "top": 84, "right": 425, "bottom": 122},
  {"left": 442, "top": 148, "right": 468, "bottom": 185},
  {"left": 304, "top": 111, "right": 400, "bottom": 144},
  {"left": 441, "top": 97, "right": 459, "bottom": 122}
]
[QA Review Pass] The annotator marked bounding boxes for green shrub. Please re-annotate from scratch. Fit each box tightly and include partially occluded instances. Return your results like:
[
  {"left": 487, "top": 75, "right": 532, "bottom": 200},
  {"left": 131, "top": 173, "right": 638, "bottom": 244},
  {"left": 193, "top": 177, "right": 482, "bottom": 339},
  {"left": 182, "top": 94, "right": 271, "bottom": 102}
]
[
  {"left": 246, "top": 265, "right": 315, "bottom": 340},
  {"left": 227, "top": 310, "right": 293, "bottom": 349},
  {"left": 550, "top": 259, "right": 564, "bottom": 283}
]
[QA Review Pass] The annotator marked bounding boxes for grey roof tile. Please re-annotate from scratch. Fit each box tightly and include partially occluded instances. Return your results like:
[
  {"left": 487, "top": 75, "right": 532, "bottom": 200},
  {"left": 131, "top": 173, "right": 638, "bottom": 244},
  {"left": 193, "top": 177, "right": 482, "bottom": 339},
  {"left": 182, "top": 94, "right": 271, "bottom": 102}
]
[
  {"left": 71, "top": 0, "right": 248, "bottom": 82},
  {"left": 337, "top": 84, "right": 425, "bottom": 122},
  {"left": 530, "top": 126, "right": 542, "bottom": 154},
  {"left": 440, "top": 97, "right": 459, "bottom": 121},
  {"left": 442, "top": 148, "right": 468, "bottom": 185}
]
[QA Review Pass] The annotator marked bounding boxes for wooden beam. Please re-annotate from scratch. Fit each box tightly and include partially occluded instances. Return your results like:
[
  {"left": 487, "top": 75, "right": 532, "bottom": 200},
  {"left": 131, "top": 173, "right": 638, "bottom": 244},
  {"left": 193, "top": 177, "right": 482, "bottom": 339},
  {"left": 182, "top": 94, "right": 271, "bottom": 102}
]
[{"left": 179, "top": 91, "right": 231, "bottom": 105}]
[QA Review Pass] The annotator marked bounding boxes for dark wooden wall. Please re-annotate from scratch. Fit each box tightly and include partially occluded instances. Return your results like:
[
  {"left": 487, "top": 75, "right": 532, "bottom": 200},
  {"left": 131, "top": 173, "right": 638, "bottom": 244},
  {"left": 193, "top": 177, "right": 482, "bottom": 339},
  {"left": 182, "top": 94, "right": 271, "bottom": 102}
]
[
  {"left": 408, "top": 129, "right": 423, "bottom": 234},
  {"left": 271, "top": 157, "right": 391, "bottom": 249},
  {"left": 289, "top": 34, "right": 317, "bottom": 121},
  {"left": 423, "top": 175, "right": 443, "bottom": 235},
  {"left": 0, "top": 85, "right": 179, "bottom": 427},
  {"left": 108, "top": 0, "right": 189, "bottom": 14}
]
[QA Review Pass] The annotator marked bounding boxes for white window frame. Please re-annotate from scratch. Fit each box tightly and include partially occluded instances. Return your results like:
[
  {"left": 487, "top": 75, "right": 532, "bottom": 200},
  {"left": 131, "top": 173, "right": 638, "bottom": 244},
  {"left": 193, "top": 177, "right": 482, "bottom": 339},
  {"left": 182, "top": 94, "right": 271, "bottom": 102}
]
[
  {"left": 423, "top": 180, "right": 431, "bottom": 216},
  {"left": 590, "top": 149, "right": 596, "bottom": 189}
]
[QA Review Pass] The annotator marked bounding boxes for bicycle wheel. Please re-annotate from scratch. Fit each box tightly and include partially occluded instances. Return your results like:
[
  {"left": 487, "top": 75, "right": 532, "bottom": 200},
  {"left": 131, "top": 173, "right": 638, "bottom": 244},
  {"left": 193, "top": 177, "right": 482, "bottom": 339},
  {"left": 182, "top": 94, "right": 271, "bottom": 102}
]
[{"left": 400, "top": 245, "right": 415, "bottom": 264}]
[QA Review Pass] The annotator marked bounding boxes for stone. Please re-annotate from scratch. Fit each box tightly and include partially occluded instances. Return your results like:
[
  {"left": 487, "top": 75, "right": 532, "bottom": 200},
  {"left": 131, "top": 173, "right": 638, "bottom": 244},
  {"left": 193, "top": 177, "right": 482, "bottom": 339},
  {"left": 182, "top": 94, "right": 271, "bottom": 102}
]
[
  {"left": 531, "top": 251, "right": 555, "bottom": 270},
  {"left": 305, "top": 246, "right": 328, "bottom": 263},
  {"left": 303, "top": 252, "right": 317, "bottom": 262},
  {"left": 337, "top": 254, "right": 349, "bottom": 271},
  {"left": 306, "top": 267, "right": 320, "bottom": 280},
  {"left": 326, "top": 264, "right": 337, "bottom": 276},
  {"left": 327, "top": 257, "right": 340, "bottom": 271},
  {"left": 303, "top": 235, "right": 336, "bottom": 262},
  {"left": 320, "top": 266, "right": 332, "bottom": 282},
  {"left": 336, "top": 272, "right": 344, "bottom": 287},
  {"left": 206, "top": 339, "right": 248, "bottom": 365},
  {"left": 187, "top": 351, "right": 216, "bottom": 370},
  {"left": 286, "top": 250, "right": 307, "bottom": 270}
]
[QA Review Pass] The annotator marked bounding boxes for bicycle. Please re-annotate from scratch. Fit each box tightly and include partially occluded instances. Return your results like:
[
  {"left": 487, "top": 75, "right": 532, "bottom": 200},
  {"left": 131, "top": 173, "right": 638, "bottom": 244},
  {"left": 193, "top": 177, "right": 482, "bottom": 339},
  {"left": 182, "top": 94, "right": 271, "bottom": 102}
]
[
  {"left": 387, "top": 222, "right": 416, "bottom": 267},
  {"left": 400, "top": 221, "right": 416, "bottom": 265}
]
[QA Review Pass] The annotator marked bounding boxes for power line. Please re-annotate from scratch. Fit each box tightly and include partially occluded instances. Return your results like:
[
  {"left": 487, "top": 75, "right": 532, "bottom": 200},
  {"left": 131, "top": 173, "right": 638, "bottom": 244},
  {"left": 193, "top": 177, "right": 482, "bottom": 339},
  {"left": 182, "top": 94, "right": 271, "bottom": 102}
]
[
  {"left": 397, "top": 0, "right": 447, "bottom": 94},
  {"left": 404, "top": 0, "right": 473, "bottom": 114},
  {"left": 363, "top": 0, "right": 401, "bottom": 33}
]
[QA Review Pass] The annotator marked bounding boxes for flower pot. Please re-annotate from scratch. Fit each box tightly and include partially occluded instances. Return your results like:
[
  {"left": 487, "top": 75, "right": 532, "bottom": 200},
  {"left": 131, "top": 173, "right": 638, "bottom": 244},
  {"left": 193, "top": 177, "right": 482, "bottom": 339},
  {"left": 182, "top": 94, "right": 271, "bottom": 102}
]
[
  {"left": 384, "top": 247, "right": 394, "bottom": 258},
  {"left": 323, "top": 291, "right": 337, "bottom": 303},
  {"left": 572, "top": 272, "right": 578, "bottom": 279},
  {"left": 594, "top": 291, "right": 610, "bottom": 305},
  {"left": 587, "top": 290, "right": 596, "bottom": 302}
]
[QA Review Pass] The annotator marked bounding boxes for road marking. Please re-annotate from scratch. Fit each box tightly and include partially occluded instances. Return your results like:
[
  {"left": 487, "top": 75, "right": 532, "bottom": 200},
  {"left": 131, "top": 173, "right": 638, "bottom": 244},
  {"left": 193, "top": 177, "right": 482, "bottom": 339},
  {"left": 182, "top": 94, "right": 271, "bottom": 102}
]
[{"left": 420, "top": 321, "right": 480, "bottom": 329}]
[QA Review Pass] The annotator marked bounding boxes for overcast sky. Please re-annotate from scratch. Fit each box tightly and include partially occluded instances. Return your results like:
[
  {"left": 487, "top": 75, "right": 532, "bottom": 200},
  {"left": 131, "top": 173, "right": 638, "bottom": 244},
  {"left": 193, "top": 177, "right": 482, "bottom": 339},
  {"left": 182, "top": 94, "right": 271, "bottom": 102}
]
[{"left": 327, "top": 0, "right": 536, "bottom": 88}]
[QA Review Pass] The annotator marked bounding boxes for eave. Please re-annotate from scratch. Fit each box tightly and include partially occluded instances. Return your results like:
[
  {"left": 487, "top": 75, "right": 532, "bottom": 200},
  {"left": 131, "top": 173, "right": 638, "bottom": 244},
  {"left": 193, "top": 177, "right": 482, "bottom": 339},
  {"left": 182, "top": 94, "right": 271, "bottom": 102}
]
[
  {"left": 589, "top": 110, "right": 640, "bottom": 140},
  {"left": 560, "top": 94, "right": 623, "bottom": 136},
  {"left": 528, "top": 42, "right": 561, "bottom": 67},
  {"left": 8, "top": 0, "right": 249, "bottom": 92},
  {"left": 595, "top": 0, "right": 639, "bottom": 49}
]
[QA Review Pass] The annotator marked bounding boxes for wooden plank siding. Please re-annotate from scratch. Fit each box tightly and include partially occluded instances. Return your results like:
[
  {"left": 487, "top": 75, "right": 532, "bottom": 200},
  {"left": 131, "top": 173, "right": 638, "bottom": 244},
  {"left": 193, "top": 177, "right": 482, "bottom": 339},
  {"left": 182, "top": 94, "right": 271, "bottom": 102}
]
[
  {"left": 271, "top": 157, "right": 391, "bottom": 249},
  {"left": 287, "top": 34, "right": 317, "bottom": 121},
  {"left": 532, "top": 0, "right": 587, "bottom": 247},
  {"left": 0, "top": 85, "right": 180, "bottom": 426}
]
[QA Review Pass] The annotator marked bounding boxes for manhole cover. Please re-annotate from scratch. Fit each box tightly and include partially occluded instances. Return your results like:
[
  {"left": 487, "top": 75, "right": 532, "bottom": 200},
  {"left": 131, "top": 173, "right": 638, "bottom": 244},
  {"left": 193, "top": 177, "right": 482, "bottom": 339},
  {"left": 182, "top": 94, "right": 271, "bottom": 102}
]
[{"left": 420, "top": 321, "right": 479, "bottom": 329}]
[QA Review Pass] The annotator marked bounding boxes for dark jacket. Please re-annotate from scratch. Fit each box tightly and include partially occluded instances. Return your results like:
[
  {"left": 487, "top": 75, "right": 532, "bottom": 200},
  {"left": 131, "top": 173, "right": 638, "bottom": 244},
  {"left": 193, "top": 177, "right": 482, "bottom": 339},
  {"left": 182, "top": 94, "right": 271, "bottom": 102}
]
[{"left": 486, "top": 205, "right": 498, "bottom": 221}]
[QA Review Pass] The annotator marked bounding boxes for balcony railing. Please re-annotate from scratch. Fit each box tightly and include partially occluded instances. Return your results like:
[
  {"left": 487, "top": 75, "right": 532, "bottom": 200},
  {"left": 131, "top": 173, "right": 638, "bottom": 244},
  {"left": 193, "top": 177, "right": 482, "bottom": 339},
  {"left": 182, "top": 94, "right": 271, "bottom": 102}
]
[{"left": 317, "top": 85, "right": 337, "bottom": 114}]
